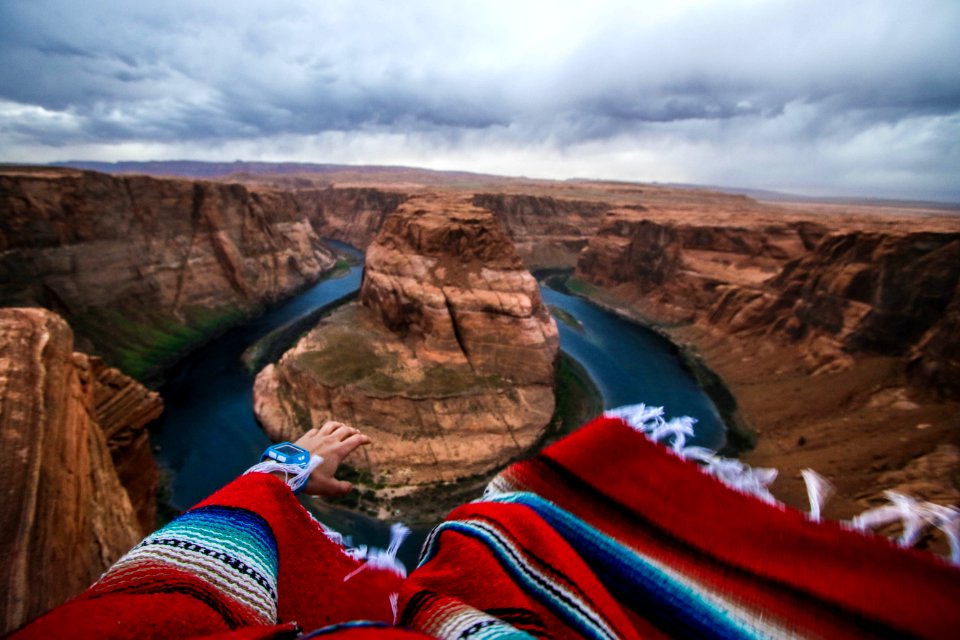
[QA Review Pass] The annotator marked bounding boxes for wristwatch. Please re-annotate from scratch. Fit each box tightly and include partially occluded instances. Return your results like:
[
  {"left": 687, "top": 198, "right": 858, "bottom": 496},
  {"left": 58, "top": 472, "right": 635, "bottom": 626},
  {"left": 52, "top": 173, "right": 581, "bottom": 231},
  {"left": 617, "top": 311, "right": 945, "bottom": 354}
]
[{"left": 260, "top": 442, "right": 312, "bottom": 494}]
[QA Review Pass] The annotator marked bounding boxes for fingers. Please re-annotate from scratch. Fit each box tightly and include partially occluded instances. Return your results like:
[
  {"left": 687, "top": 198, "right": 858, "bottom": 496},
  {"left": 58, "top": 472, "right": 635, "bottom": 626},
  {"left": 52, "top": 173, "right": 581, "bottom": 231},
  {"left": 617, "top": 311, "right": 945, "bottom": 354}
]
[
  {"left": 317, "top": 421, "right": 362, "bottom": 441},
  {"left": 318, "top": 420, "right": 345, "bottom": 436},
  {"left": 335, "top": 432, "right": 372, "bottom": 458},
  {"left": 328, "top": 478, "right": 353, "bottom": 496}
]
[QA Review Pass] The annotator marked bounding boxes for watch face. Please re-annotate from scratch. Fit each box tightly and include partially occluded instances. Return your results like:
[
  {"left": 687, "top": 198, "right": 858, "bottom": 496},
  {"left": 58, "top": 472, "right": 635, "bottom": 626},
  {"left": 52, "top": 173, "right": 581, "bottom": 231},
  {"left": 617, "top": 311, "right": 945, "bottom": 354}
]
[{"left": 275, "top": 443, "right": 303, "bottom": 456}]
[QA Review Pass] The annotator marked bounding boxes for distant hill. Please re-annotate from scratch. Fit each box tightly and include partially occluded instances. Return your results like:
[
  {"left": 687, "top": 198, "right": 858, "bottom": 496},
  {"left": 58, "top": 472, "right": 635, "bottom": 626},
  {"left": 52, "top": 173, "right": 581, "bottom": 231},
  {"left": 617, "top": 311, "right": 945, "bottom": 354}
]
[
  {"left": 50, "top": 160, "right": 513, "bottom": 184},
  {"left": 50, "top": 160, "right": 959, "bottom": 210}
]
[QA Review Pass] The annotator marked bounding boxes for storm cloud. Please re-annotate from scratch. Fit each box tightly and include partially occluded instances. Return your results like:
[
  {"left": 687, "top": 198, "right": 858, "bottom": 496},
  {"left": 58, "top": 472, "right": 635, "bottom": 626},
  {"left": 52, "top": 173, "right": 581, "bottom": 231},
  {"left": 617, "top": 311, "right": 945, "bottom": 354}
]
[{"left": 1, "top": 0, "right": 958, "bottom": 201}]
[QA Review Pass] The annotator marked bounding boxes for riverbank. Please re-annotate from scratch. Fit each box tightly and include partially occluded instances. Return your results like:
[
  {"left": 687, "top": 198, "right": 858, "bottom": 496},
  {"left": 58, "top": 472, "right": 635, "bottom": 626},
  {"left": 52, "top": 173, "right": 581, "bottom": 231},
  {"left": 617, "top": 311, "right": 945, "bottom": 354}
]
[
  {"left": 324, "top": 350, "right": 604, "bottom": 525},
  {"left": 548, "top": 273, "right": 757, "bottom": 455},
  {"left": 242, "top": 266, "right": 357, "bottom": 373},
  {"left": 562, "top": 276, "right": 960, "bottom": 535}
]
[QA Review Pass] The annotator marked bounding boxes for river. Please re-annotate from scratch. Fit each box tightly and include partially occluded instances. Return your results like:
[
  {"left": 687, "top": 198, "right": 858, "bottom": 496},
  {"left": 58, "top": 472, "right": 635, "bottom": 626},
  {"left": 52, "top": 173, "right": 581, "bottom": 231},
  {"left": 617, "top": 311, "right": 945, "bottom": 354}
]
[{"left": 150, "top": 251, "right": 724, "bottom": 568}]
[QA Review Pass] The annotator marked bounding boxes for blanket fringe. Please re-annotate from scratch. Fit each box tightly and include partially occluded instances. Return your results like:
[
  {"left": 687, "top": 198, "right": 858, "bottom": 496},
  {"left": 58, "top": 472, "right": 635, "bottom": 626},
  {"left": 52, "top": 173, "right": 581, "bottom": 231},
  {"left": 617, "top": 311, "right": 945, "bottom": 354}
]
[
  {"left": 342, "top": 522, "right": 411, "bottom": 581},
  {"left": 604, "top": 403, "right": 959, "bottom": 565},
  {"left": 244, "top": 455, "right": 323, "bottom": 494}
]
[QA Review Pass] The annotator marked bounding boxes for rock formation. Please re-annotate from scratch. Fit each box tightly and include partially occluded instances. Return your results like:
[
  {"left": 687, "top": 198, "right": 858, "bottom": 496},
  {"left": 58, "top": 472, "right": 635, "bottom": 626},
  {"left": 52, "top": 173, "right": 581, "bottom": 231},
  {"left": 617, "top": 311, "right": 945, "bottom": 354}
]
[
  {"left": 577, "top": 213, "right": 960, "bottom": 391},
  {"left": 0, "top": 167, "right": 337, "bottom": 380},
  {"left": 573, "top": 203, "right": 960, "bottom": 523},
  {"left": 0, "top": 308, "right": 162, "bottom": 634},
  {"left": 254, "top": 194, "right": 559, "bottom": 501},
  {"left": 472, "top": 193, "right": 610, "bottom": 268},
  {"left": 299, "top": 186, "right": 407, "bottom": 249}
]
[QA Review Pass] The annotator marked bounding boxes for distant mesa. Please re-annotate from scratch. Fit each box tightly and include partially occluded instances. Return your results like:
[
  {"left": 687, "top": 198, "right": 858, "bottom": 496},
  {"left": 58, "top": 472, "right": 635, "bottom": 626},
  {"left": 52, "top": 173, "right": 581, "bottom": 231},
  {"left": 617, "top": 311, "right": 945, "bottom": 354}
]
[{"left": 253, "top": 194, "right": 560, "bottom": 506}]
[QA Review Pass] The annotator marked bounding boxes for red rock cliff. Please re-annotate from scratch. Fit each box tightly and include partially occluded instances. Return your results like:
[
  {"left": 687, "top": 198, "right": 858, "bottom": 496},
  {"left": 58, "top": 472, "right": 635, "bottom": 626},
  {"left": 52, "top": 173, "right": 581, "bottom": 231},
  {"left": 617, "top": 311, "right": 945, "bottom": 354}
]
[
  {"left": 471, "top": 193, "right": 610, "bottom": 268},
  {"left": 573, "top": 206, "right": 960, "bottom": 521},
  {"left": 254, "top": 195, "right": 559, "bottom": 507},
  {"left": 0, "top": 167, "right": 337, "bottom": 379},
  {"left": 0, "top": 308, "right": 161, "bottom": 634}
]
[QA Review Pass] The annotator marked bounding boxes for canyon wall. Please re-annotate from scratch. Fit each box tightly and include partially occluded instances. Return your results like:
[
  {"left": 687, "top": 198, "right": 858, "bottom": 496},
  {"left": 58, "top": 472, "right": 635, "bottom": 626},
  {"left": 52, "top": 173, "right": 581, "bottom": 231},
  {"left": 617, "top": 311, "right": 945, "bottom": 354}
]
[
  {"left": 472, "top": 193, "right": 610, "bottom": 268},
  {"left": 254, "top": 195, "right": 559, "bottom": 506},
  {"left": 574, "top": 207, "right": 960, "bottom": 520},
  {"left": 0, "top": 308, "right": 162, "bottom": 634},
  {"left": 0, "top": 167, "right": 337, "bottom": 380},
  {"left": 298, "top": 186, "right": 407, "bottom": 249},
  {"left": 577, "top": 212, "right": 960, "bottom": 394}
]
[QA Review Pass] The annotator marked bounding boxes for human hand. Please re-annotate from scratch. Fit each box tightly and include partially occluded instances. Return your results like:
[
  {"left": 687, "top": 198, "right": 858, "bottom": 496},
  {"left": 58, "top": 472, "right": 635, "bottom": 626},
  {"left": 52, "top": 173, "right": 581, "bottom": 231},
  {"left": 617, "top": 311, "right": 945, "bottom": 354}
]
[{"left": 292, "top": 421, "right": 372, "bottom": 496}]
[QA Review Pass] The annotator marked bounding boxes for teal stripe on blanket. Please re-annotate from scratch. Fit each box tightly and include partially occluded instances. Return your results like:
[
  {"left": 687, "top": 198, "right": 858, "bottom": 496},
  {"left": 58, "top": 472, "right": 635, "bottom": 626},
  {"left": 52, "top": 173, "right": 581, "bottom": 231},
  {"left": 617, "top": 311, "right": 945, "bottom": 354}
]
[
  {"left": 419, "top": 519, "right": 619, "bottom": 640},
  {"left": 483, "top": 492, "right": 766, "bottom": 640}
]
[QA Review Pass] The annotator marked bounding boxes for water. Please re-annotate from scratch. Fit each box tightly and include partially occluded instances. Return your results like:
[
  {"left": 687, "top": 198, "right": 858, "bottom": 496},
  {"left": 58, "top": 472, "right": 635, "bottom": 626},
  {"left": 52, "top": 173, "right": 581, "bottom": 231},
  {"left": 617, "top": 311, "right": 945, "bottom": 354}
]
[
  {"left": 151, "top": 256, "right": 363, "bottom": 509},
  {"left": 541, "top": 281, "right": 725, "bottom": 450},
  {"left": 150, "top": 254, "right": 725, "bottom": 569}
]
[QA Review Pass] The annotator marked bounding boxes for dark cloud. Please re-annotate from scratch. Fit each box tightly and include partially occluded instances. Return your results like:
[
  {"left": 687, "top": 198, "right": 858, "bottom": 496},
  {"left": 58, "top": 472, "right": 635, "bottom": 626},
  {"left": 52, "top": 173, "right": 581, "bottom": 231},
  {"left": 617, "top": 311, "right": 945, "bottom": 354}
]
[{"left": 0, "top": 0, "right": 958, "bottom": 201}]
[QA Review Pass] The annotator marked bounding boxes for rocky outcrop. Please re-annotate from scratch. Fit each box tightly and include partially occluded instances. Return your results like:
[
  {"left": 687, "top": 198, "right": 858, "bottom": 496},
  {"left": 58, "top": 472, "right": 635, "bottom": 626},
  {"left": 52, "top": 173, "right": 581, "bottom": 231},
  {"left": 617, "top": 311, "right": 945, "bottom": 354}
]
[
  {"left": 573, "top": 207, "right": 960, "bottom": 521},
  {"left": 299, "top": 186, "right": 407, "bottom": 249},
  {"left": 472, "top": 193, "right": 610, "bottom": 268},
  {"left": 79, "top": 355, "right": 164, "bottom": 532},
  {"left": 576, "top": 213, "right": 960, "bottom": 392},
  {"left": 0, "top": 167, "right": 337, "bottom": 380},
  {"left": 0, "top": 308, "right": 161, "bottom": 634},
  {"left": 576, "top": 212, "right": 824, "bottom": 324},
  {"left": 254, "top": 195, "right": 559, "bottom": 501},
  {"left": 910, "top": 279, "right": 960, "bottom": 400},
  {"left": 751, "top": 231, "right": 960, "bottom": 380}
]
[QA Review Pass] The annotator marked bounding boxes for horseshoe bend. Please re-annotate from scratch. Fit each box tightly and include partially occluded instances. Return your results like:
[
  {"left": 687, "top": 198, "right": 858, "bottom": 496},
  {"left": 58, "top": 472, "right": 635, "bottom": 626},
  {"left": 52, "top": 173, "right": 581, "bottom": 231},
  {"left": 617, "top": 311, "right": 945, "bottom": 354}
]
[{"left": 0, "top": 163, "right": 958, "bottom": 631}]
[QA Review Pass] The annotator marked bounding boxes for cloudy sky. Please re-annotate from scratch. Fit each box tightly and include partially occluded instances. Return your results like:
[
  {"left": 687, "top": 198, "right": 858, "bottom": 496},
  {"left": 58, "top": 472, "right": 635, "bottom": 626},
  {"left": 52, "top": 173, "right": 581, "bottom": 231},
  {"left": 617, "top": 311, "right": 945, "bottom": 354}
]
[{"left": 1, "top": 0, "right": 958, "bottom": 201}]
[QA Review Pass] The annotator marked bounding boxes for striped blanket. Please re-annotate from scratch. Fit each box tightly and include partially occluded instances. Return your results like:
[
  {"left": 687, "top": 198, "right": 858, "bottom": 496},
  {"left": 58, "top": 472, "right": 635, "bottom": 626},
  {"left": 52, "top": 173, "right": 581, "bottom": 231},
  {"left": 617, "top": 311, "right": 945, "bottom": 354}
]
[{"left": 13, "top": 408, "right": 960, "bottom": 639}]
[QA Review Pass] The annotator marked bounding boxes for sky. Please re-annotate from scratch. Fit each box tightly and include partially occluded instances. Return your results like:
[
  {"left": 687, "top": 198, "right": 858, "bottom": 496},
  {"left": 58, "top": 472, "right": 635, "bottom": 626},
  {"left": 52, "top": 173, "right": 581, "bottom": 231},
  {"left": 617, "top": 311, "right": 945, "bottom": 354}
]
[{"left": 1, "top": 0, "right": 958, "bottom": 202}]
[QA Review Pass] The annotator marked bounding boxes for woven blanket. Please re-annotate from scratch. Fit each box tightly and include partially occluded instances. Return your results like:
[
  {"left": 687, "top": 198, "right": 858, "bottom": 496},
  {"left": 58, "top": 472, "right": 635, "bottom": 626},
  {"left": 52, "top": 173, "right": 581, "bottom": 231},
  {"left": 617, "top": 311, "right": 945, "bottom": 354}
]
[{"left": 13, "top": 410, "right": 960, "bottom": 639}]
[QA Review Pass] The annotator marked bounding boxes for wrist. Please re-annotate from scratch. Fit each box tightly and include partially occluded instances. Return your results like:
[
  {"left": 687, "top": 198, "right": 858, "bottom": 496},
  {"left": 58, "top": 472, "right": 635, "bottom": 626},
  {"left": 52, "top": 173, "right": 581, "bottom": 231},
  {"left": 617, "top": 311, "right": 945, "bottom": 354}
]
[{"left": 244, "top": 442, "right": 323, "bottom": 495}]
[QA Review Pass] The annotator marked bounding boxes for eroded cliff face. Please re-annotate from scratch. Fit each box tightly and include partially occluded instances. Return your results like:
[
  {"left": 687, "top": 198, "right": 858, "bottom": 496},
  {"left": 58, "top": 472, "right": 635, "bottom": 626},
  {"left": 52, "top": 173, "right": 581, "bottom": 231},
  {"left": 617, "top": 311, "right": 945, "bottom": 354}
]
[
  {"left": 574, "top": 208, "right": 960, "bottom": 522},
  {"left": 472, "top": 193, "right": 610, "bottom": 268},
  {"left": 254, "top": 195, "right": 559, "bottom": 503},
  {"left": 298, "top": 186, "right": 407, "bottom": 249},
  {"left": 0, "top": 308, "right": 162, "bottom": 634},
  {"left": 576, "top": 212, "right": 826, "bottom": 323},
  {"left": 576, "top": 213, "right": 960, "bottom": 382},
  {"left": 0, "top": 167, "right": 337, "bottom": 380}
]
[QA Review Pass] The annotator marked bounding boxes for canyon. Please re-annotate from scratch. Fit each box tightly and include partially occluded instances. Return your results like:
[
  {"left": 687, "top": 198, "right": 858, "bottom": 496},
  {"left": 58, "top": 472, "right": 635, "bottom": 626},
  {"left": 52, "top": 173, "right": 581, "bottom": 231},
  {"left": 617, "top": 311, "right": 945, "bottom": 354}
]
[
  {"left": 0, "top": 162, "right": 958, "bottom": 628},
  {"left": 573, "top": 199, "right": 960, "bottom": 520},
  {"left": 0, "top": 166, "right": 342, "bottom": 381},
  {"left": 254, "top": 194, "right": 559, "bottom": 503}
]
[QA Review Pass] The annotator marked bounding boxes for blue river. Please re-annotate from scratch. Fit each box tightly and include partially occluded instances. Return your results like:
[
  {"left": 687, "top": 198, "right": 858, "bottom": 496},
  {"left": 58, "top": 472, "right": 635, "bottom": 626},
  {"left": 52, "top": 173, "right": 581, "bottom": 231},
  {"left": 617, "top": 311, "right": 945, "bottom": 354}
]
[{"left": 150, "top": 251, "right": 724, "bottom": 567}]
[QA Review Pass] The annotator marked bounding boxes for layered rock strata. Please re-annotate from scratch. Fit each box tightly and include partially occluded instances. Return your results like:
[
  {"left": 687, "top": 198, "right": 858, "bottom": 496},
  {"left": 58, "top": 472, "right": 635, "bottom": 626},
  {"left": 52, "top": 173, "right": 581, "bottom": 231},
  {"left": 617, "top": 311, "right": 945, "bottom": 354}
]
[
  {"left": 577, "top": 214, "right": 959, "bottom": 390},
  {"left": 255, "top": 195, "right": 559, "bottom": 498},
  {"left": 0, "top": 308, "right": 161, "bottom": 634},
  {"left": 300, "top": 186, "right": 407, "bottom": 249},
  {"left": 0, "top": 167, "right": 337, "bottom": 379},
  {"left": 573, "top": 207, "right": 960, "bottom": 523},
  {"left": 472, "top": 193, "right": 610, "bottom": 268}
]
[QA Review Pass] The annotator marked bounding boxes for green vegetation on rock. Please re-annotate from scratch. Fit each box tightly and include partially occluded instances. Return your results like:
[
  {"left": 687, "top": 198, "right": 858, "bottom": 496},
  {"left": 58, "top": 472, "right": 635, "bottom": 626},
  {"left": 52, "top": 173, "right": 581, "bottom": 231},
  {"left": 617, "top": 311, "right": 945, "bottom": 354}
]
[
  {"left": 72, "top": 303, "right": 247, "bottom": 383},
  {"left": 548, "top": 304, "right": 585, "bottom": 333}
]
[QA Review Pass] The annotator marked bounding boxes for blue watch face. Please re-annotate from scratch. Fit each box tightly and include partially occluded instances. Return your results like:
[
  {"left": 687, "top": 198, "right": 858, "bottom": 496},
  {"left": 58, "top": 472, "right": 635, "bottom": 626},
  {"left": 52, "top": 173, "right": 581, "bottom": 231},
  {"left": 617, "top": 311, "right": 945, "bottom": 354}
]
[{"left": 274, "top": 443, "right": 304, "bottom": 456}]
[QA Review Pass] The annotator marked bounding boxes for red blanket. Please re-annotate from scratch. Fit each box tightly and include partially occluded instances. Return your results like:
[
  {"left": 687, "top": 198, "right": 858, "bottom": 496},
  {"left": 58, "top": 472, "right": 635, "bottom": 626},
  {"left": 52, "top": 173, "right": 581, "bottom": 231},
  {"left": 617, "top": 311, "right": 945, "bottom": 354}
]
[{"left": 14, "top": 414, "right": 960, "bottom": 639}]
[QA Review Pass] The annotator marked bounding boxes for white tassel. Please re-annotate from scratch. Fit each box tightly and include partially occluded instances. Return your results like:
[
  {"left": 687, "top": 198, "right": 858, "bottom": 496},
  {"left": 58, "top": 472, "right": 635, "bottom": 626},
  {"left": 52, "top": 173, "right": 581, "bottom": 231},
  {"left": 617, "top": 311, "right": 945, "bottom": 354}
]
[
  {"left": 920, "top": 503, "right": 960, "bottom": 565},
  {"left": 386, "top": 522, "right": 411, "bottom": 561},
  {"left": 850, "top": 503, "right": 902, "bottom": 532},
  {"left": 649, "top": 416, "right": 697, "bottom": 452},
  {"left": 801, "top": 469, "right": 834, "bottom": 522},
  {"left": 244, "top": 455, "right": 323, "bottom": 494},
  {"left": 888, "top": 492, "right": 931, "bottom": 547},
  {"left": 677, "top": 445, "right": 716, "bottom": 464},
  {"left": 849, "top": 491, "right": 931, "bottom": 548},
  {"left": 604, "top": 403, "right": 664, "bottom": 433},
  {"left": 389, "top": 592, "right": 400, "bottom": 624},
  {"left": 343, "top": 522, "right": 411, "bottom": 582}
]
